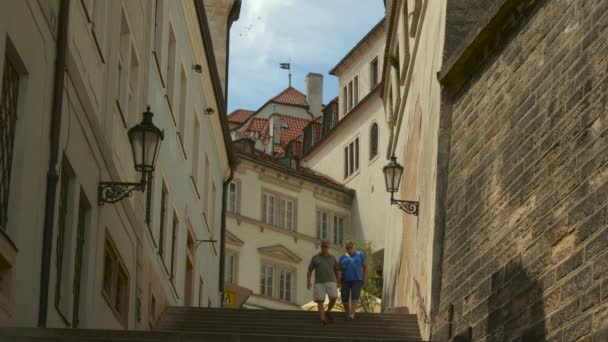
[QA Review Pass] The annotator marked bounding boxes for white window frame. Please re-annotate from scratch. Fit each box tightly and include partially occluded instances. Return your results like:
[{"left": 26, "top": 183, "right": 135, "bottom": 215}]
[
  {"left": 225, "top": 251, "right": 238, "bottom": 284},
  {"left": 227, "top": 181, "right": 239, "bottom": 213},
  {"left": 317, "top": 209, "right": 329, "bottom": 240},
  {"left": 262, "top": 192, "right": 276, "bottom": 225},
  {"left": 260, "top": 263, "right": 274, "bottom": 296}
]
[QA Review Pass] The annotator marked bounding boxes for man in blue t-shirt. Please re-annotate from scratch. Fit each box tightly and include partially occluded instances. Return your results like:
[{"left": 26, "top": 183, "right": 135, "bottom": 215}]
[{"left": 338, "top": 240, "right": 367, "bottom": 320}]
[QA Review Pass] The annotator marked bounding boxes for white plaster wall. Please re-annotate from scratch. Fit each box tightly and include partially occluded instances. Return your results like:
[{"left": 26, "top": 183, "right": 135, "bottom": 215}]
[
  {"left": 337, "top": 25, "right": 386, "bottom": 120},
  {"left": 227, "top": 161, "right": 352, "bottom": 308},
  {"left": 303, "top": 96, "right": 390, "bottom": 251}
]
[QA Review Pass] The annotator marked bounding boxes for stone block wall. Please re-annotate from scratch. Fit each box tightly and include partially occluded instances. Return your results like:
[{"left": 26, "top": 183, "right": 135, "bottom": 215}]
[{"left": 435, "top": 1, "right": 608, "bottom": 341}]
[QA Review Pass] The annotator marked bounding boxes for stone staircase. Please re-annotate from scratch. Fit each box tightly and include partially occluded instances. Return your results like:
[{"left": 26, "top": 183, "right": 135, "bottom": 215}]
[{"left": 0, "top": 307, "right": 425, "bottom": 341}]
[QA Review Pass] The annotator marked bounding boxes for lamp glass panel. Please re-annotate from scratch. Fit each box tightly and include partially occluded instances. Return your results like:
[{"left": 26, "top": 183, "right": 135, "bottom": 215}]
[
  {"left": 130, "top": 129, "right": 144, "bottom": 169},
  {"left": 393, "top": 165, "right": 403, "bottom": 191},
  {"left": 144, "top": 130, "right": 160, "bottom": 171},
  {"left": 384, "top": 166, "right": 395, "bottom": 192}
]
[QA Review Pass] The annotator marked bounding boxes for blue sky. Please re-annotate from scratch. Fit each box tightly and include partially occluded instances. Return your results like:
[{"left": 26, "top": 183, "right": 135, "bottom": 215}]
[{"left": 227, "top": 0, "right": 386, "bottom": 113}]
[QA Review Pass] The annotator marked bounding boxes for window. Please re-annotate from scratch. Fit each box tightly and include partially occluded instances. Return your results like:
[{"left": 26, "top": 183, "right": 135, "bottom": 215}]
[
  {"left": 211, "top": 183, "right": 217, "bottom": 230},
  {"left": 169, "top": 211, "right": 178, "bottom": 281},
  {"left": 198, "top": 276, "right": 204, "bottom": 307},
  {"left": 153, "top": 0, "right": 165, "bottom": 77},
  {"left": 354, "top": 76, "right": 359, "bottom": 105},
  {"left": 317, "top": 210, "right": 329, "bottom": 240},
  {"left": 370, "top": 58, "right": 379, "bottom": 88},
  {"left": 342, "top": 86, "right": 347, "bottom": 114},
  {"left": 72, "top": 190, "right": 90, "bottom": 328},
  {"left": 347, "top": 81, "right": 353, "bottom": 111},
  {"left": 333, "top": 215, "right": 344, "bottom": 245},
  {"left": 117, "top": 11, "right": 130, "bottom": 119},
  {"left": 82, "top": 0, "right": 107, "bottom": 60},
  {"left": 260, "top": 264, "right": 274, "bottom": 296},
  {"left": 280, "top": 198, "right": 295, "bottom": 231},
  {"left": 262, "top": 192, "right": 276, "bottom": 225},
  {"left": 322, "top": 102, "right": 337, "bottom": 137},
  {"left": 127, "top": 46, "right": 139, "bottom": 127},
  {"left": 344, "top": 138, "right": 360, "bottom": 179},
  {"left": 55, "top": 160, "right": 74, "bottom": 318},
  {"left": 225, "top": 252, "right": 237, "bottom": 284},
  {"left": 178, "top": 66, "right": 188, "bottom": 148},
  {"left": 370, "top": 123, "right": 379, "bottom": 160},
  {"left": 192, "top": 115, "right": 200, "bottom": 186},
  {"left": 149, "top": 292, "right": 156, "bottom": 323},
  {"left": 227, "top": 181, "right": 239, "bottom": 213},
  {"left": 409, "top": 0, "right": 422, "bottom": 38},
  {"left": 166, "top": 25, "right": 177, "bottom": 113},
  {"left": 279, "top": 270, "right": 293, "bottom": 302},
  {"left": 262, "top": 191, "right": 296, "bottom": 230},
  {"left": 302, "top": 125, "right": 315, "bottom": 154},
  {"left": 203, "top": 154, "right": 209, "bottom": 216},
  {"left": 0, "top": 50, "right": 20, "bottom": 232},
  {"left": 159, "top": 182, "right": 168, "bottom": 260},
  {"left": 260, "top": 263, "right": 294, "bottom": 302},
  {"left": 102, "top": 235, "right": 129, "bottom": 326}
]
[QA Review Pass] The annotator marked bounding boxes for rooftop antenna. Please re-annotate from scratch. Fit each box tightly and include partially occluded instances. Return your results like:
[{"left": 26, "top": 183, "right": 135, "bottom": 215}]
[{"left": 280, "top": 58, "right": 292, "bottom": 87}]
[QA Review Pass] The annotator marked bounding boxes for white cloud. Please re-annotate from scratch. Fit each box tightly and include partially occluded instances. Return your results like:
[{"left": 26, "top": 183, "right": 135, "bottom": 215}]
[{"left": 228, "top": 0, "right": 385, "bottom": 113}]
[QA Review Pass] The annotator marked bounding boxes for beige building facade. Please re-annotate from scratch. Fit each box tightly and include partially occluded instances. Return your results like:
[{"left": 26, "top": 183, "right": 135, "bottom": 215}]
[
  {"left": 380, "top": 0, "right": 447, "bottom": 339},
  {"left": 301, "top": 19, "right": 389, "bottom": 251},
  {"left": 0, "top": 0, "right": 238, "bottom": 330}
]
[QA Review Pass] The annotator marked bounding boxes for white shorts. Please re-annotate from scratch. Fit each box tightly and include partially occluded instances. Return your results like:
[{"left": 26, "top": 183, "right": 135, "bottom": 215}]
[{"left": 313, "top": 282, "right": 338, "bottom": 302}]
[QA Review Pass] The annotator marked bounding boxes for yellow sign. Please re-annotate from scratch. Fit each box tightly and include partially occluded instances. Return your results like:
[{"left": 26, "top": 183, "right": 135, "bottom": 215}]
[{"left": 223, "top": 290, "right": 236, "bottom": 305}]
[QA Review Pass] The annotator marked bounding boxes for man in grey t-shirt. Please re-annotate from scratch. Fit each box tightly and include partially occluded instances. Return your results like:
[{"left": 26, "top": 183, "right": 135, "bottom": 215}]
[{"left": 307, "top": 240, "right": 340, "bottom": 325}]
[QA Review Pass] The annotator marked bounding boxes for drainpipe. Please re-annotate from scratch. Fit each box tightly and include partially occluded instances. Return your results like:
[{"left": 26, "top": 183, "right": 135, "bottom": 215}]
[
  {"left": 38, "top": 0, "right": 70, "bottom": 328},
  {"left": 219, "top": 165, "right": 235, "bottom": 307}
]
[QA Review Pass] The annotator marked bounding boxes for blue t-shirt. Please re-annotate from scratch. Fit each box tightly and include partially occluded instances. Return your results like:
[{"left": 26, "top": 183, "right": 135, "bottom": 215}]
[{"left": 339, "top": 252, "right": 365, "bottom": 282}]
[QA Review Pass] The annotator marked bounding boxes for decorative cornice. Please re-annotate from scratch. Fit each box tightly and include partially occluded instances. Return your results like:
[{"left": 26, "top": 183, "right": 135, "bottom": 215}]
[{"left": 258, "top": 244, "right": 303, "bottom": 264}]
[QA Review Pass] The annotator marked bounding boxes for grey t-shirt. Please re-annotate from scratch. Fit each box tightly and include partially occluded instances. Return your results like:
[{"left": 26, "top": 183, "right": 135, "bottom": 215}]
[{"left": 308, "top": 253, "right": 338, "bottom": 283}]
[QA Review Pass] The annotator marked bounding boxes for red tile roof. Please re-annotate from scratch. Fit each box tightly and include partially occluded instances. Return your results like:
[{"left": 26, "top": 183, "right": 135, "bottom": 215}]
[
  {"left": 271, "top": 87, "right": 309, "bottom": 107},
  {"left": 228, "top": 109, "right": 255, "bottom": 124},
  {"left": 244, "top": 117, "right": 268, "bottom": 132}
]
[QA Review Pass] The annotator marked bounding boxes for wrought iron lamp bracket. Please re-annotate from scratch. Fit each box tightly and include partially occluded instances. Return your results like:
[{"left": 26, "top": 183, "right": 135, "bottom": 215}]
[
  {"left": 390, "top": 193, "right": 419, "bottom": 216},
  {"left": 98, "top": 178, "right": 146, "bottom": 205}
]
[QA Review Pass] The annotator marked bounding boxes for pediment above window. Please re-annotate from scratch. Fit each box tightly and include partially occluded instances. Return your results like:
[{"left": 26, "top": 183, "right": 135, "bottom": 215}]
[
  {"left": 258, "top": 244, "right": 302, "bottom": 264},
  {"left": 226, "top": 230, "right": 244, "bottom": 247}
]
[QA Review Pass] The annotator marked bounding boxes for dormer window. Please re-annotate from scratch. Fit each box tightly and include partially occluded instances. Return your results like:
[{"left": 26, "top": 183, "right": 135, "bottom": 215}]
[{"left": 280, "top": 122, "right": 289, "bottom": 129}]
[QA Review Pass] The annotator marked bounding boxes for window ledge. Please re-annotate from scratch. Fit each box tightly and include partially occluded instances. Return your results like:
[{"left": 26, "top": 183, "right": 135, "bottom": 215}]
[
  {"left": 344, "top": 169, "right": 361, "bottom": 184},
  {"left": 368, "top": 154, "right": 379, "bottom": 166}
]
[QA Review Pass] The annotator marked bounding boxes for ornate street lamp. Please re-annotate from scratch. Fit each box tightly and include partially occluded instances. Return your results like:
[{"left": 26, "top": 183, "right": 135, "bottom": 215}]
[
  {"left": 98, "top": 107, "right": 164, "bottom": 205},
  {"left": 383, "top": 156, "right": 419, "bottom": 216}
]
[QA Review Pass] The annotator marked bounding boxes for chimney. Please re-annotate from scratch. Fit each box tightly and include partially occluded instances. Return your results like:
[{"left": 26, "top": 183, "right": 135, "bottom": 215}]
[
  {"left": 306, "top": 73, "right": 323, "bottom": 118},
  {"left": 266, "top": 114, "right": 281, "bottom": 156}
]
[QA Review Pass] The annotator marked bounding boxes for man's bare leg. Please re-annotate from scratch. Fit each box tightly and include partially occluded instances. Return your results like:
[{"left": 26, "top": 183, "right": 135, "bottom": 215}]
[
  {"left": 343, "top": 302, "right": 350, "bottom": 318},
  {"left": 317, "top": 301, "right": 326, "bottom": 324}
]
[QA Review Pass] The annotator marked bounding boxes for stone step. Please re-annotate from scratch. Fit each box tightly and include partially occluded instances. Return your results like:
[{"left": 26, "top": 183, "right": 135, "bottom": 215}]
[
  {"left": 0, "top": 328, "right": 421, "bottom": 342},
  {"left": 154, "top": 307, "right": 424, "bottom": 341}
]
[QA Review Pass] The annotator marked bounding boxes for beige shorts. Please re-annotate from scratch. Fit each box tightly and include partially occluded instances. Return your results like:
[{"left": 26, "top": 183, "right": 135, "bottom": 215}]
[{"left": 313, "top": 282, "right": 338, "bottom": 302}]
